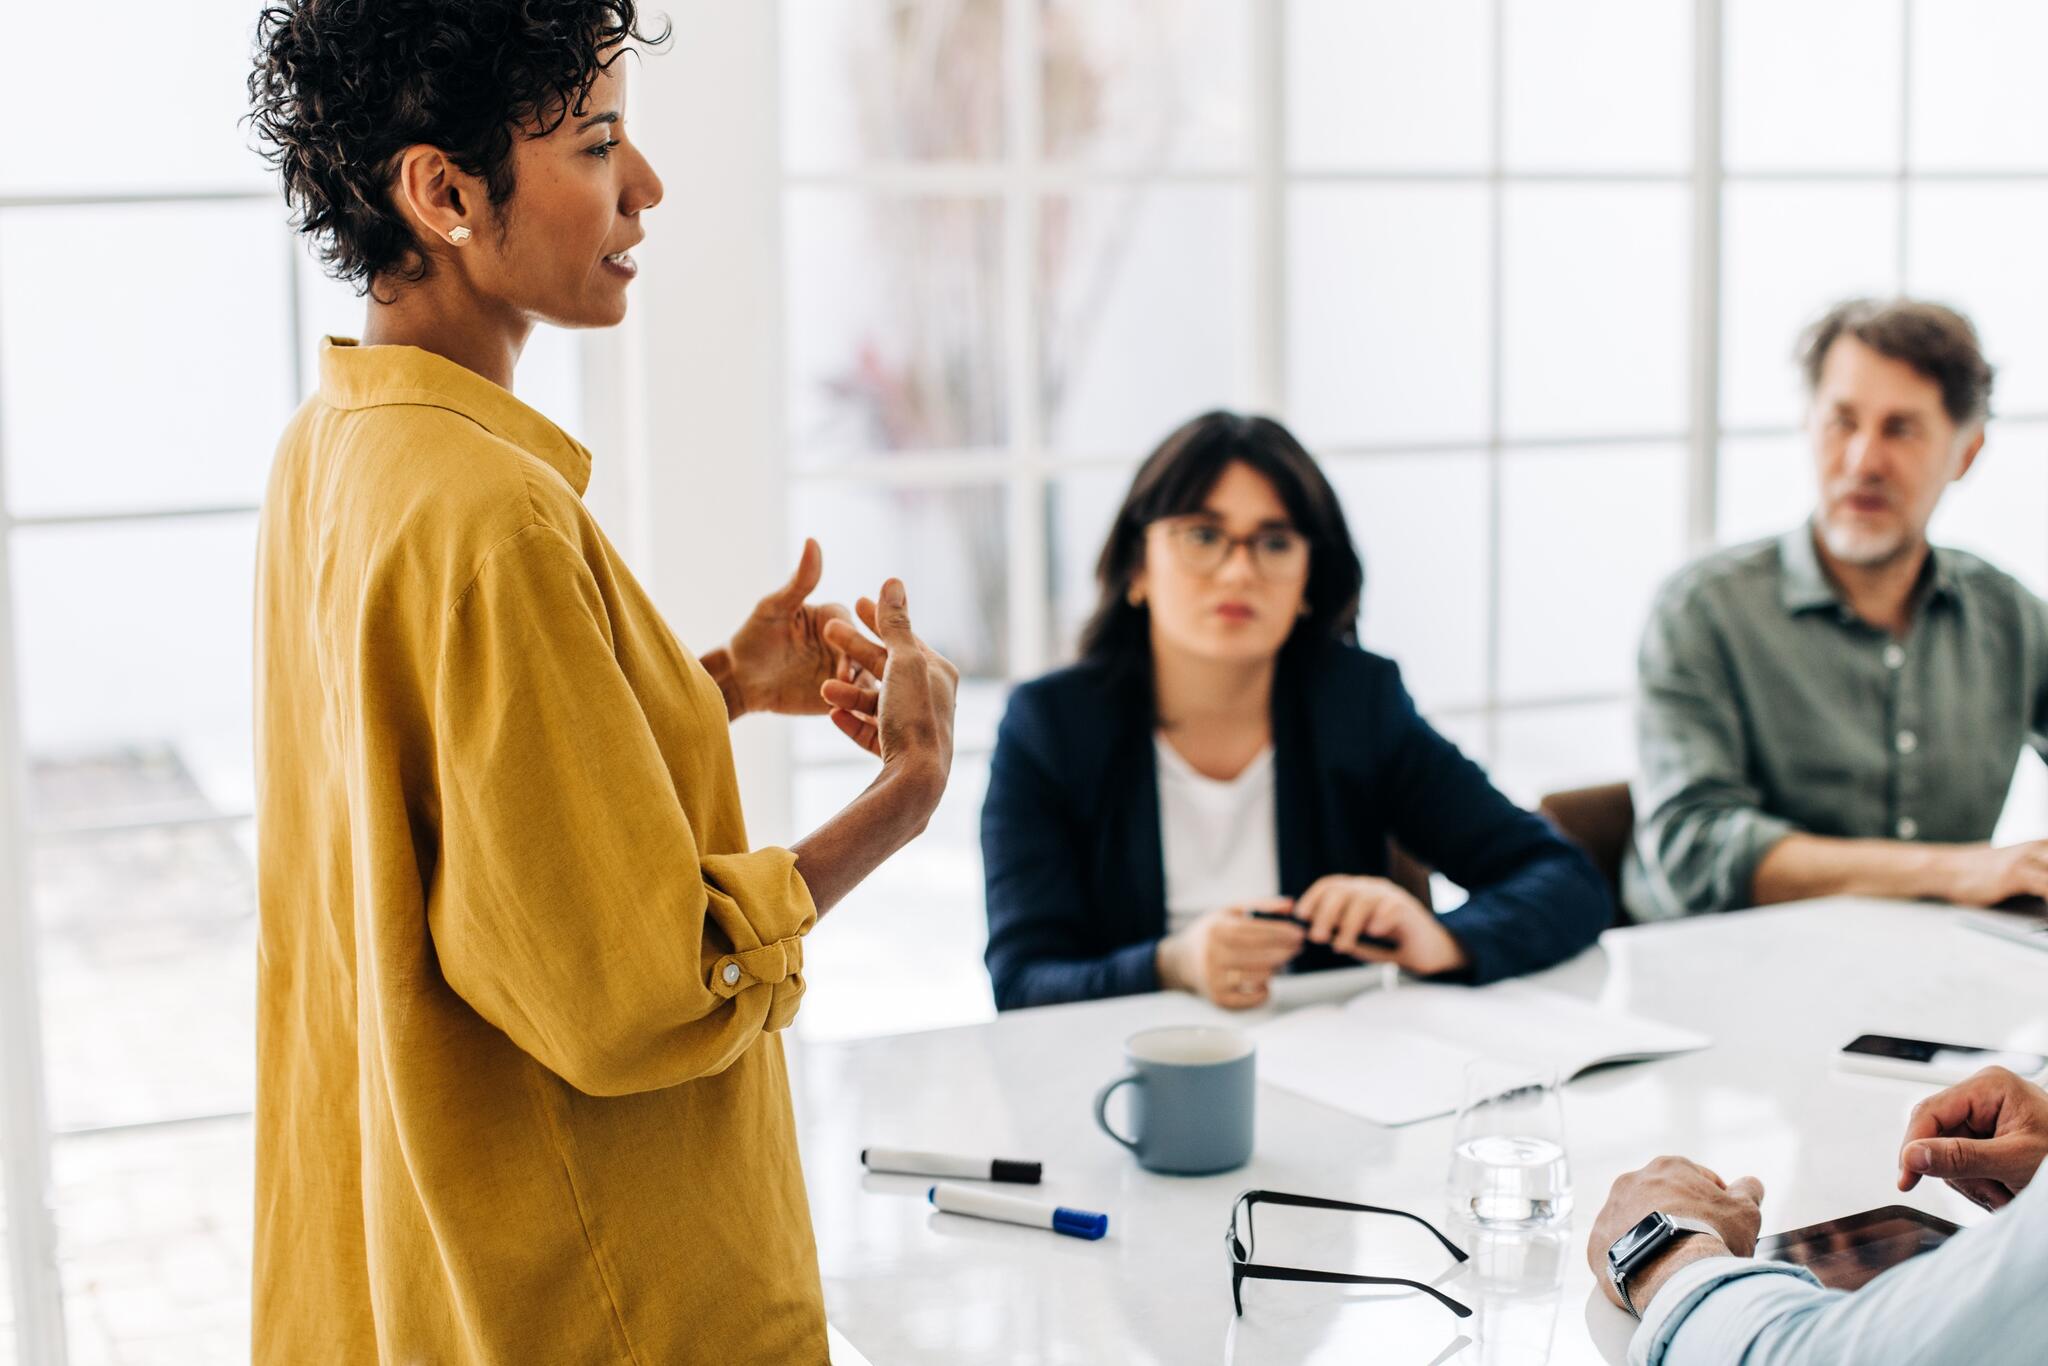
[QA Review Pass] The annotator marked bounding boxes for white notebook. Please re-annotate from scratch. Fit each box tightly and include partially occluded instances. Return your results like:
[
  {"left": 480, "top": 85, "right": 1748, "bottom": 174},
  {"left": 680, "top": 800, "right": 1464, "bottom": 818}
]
[{"left": 1254, "top": 978, "right": 1711, "bottom": 1126}]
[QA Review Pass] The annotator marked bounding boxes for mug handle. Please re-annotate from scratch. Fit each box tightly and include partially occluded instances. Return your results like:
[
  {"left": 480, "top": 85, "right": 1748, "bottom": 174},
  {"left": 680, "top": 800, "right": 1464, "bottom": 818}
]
[{"left": 1093, "top": 1073, "right": 1142, "bottom": 1153}]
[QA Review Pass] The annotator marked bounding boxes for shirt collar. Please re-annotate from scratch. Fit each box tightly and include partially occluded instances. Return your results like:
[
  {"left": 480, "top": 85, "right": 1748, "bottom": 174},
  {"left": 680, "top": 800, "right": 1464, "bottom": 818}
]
[
  {"left": 1778, "top": 519, "right": 1960, "bottom": 618},
  {"left": 316, "top": 337, "right": 593, "bottom": 496}
]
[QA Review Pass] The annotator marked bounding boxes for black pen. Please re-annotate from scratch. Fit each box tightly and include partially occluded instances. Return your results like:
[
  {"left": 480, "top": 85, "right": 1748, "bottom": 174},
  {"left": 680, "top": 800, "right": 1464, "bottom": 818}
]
[{"left": 1248, "top": 906, "right": 1398, "bottom": 951}]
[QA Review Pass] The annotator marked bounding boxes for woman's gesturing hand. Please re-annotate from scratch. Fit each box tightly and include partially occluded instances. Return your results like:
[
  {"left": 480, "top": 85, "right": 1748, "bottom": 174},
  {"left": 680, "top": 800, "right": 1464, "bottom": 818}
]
[
  {"left": 714, "top": 538, "right": 857, "bottom": 719},
  {"left": 819, "top": 580, "right": 959, "bottom": 792},
  {"left": 788, "top": 580, "right": 962, "bottom": 914},
  {"left": 1296, "top": 875, "right": 1469, "bottom": 977}
]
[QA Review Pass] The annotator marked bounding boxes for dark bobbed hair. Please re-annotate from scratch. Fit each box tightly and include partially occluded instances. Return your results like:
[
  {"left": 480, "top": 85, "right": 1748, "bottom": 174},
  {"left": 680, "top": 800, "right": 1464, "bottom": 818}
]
[
  {"left": 247, "top": 1, "right": 669, "bottom": 296},
  {"left": 1077, "top": 411, "right": 1365, "bottom": 690}
]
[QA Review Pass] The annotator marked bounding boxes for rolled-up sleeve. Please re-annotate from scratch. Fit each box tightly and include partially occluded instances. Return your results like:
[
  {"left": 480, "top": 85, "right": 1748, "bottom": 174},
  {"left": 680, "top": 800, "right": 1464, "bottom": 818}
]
[
  {"left": 1631, "top": 581, "right": 1795, "bottom": 920},
  {"left": 429, "top": 523, "right": 815, "bottom": 1096}
]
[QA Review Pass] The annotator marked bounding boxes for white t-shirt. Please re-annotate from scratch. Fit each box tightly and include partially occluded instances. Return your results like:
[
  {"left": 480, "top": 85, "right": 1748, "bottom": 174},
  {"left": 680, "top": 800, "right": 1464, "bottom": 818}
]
[{"left": 1154, "top": 734, "right": 1281, "bottom": 937}]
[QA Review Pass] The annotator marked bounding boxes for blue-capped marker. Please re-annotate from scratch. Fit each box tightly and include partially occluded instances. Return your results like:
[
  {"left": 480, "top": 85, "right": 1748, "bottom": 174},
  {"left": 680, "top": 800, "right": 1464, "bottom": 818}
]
[{"left": 927, "top": 1181, "right": 1109, "bottom": 1240}]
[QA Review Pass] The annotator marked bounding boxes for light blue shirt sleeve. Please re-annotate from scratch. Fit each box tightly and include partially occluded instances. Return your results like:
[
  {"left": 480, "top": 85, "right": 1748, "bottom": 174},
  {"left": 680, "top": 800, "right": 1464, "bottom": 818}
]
[{"left": 1632, "top": 1176, "right": 2048, "bottom": 1366}]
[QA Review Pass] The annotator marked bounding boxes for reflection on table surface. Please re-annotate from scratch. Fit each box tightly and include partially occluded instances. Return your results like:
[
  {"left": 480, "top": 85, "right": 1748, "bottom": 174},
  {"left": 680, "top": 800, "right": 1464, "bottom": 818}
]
[{"left": 793, "top": 899, "right": 2045, "bottom": 1364}]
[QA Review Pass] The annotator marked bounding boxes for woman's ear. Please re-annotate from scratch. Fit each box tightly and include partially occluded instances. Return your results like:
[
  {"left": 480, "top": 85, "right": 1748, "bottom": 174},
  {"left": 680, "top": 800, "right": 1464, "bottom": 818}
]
[
  {"left": 392, "top": 144, "right": 479, "bottom": 247},
  {"left": 1126, "top": 568, "right": 1148, "bottom": 608}
]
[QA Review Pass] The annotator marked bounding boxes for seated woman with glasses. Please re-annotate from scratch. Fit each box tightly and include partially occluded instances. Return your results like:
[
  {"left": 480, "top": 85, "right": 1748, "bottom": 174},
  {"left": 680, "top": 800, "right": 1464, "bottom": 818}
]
[{"left": 980, "top": 410, "right": 1610, "bottom": 1010}]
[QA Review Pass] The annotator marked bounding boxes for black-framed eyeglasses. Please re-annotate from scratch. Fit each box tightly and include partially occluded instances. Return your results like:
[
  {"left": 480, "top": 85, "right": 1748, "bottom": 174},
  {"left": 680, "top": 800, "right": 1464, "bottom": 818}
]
[
  {"left": 1226, "top": 1189, "right": 1474, "bottom": 1319},
  {"left": 1150, "top": 517, "right": 1311, "bottom": 580}
]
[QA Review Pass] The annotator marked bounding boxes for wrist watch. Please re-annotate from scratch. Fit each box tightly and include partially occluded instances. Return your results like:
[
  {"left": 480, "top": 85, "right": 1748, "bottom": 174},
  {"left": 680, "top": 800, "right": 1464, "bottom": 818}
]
[{"left": 1606, "top": 1211, "right": 1719, "bottom": 1317}]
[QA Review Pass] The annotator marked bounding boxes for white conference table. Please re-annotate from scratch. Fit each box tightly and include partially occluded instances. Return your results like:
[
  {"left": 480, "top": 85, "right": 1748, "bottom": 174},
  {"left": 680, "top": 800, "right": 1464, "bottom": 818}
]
[{"left": 791, "top": 899, "right": 2048, "bottom": 1365}]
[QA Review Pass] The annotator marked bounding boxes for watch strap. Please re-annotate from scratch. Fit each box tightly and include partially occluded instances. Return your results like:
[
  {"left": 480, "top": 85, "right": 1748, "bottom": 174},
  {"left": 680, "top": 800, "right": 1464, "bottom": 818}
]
[{"left": 1616, "top": 1215, "right": 1719, "bottom": 1318}]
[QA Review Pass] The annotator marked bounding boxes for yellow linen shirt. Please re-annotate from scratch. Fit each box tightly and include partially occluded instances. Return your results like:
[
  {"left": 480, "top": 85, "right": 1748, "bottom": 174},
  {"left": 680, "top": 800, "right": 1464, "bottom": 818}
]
[{"left": 252, "top": 339, "right": 826, "bottom": 1363}]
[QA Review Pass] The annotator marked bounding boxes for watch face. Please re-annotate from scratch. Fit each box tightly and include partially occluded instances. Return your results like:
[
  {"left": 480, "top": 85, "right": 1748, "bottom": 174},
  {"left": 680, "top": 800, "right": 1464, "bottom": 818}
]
[{"left": 1609, "top": 1211, "right": 1674, "bottom": 1275}]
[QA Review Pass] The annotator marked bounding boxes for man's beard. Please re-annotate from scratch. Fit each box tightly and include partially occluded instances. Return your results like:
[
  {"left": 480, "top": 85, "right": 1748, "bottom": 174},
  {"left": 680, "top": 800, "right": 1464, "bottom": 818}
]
[{"left": 1817, "top": 504, "right": 1913, "bottom": 569}]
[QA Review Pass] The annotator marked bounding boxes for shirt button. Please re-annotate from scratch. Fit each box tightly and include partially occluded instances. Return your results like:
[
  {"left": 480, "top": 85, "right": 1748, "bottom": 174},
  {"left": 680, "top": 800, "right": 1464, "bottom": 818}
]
[
  {"left": 1883, "top": 644, "right": 1905, "bottom": 669},
  {"left": 722, "top": 963, "right": 742, "bottom": 986},
  {"left": 1896, "top": 730, "right": 1918, "bottom": 755},
  {"left": 1897, "top": 817, "right": 1920, "bottom": 840}
]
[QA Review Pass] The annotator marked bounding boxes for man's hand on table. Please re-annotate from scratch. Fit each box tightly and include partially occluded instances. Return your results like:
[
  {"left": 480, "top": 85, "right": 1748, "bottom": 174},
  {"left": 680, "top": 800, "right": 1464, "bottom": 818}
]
[
  {"left": 1587, "top": 1157, "right": 1764, "bottom": 1314},
  {"left": 1899, "top": 1066, "right": 2048, "bottom": 1212},
  {"left": 1929, "top": 840, "right": 2048, "bottom": 906}
]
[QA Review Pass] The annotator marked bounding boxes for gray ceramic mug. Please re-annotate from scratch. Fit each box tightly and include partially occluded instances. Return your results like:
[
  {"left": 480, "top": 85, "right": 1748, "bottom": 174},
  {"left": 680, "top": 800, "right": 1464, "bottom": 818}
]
[{"left": 1093, "top": 1025, "right": 1256, "bottom": 1175}]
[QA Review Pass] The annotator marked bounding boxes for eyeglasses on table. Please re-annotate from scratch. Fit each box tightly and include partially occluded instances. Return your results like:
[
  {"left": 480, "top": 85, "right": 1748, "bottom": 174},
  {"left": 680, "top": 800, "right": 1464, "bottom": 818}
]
[{"left": 1226, "top": 1188, "right": 1474, "bottom": 1320}]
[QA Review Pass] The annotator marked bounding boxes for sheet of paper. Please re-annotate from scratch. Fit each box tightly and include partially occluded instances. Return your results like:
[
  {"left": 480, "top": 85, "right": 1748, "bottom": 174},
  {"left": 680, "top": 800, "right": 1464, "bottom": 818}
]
[
  {"left": 1252, "top": 979, "right": 1711, "bottom": 1126},
  {"left": 1265, "top": 962, "right": 1395, "bottom": 1009},
  {"left": 1256, "top": 1013, "right": 1484, "bottom": 1125}
]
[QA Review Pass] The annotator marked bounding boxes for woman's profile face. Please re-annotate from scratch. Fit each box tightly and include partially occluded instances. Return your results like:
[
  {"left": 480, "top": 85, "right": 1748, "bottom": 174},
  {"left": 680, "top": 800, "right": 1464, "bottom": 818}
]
[
  {"left": 1132, "top": 460, "right": 1310, "bottom": 668},
  {"left": 468, "top": 60, "right": 663, "bottom": 329}
]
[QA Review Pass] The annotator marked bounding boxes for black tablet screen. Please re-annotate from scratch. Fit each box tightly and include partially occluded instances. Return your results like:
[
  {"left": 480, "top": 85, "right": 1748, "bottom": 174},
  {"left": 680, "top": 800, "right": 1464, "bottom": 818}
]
[{"left": 1756, "top": 1205, "right": 1960, "bottom": 1291}]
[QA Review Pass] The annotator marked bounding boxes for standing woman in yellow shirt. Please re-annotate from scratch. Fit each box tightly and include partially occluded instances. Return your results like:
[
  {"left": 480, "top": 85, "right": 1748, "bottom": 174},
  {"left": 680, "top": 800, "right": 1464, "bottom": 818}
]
[{"left": 245, "top": 4, "right": 955, "bottom": 1362}]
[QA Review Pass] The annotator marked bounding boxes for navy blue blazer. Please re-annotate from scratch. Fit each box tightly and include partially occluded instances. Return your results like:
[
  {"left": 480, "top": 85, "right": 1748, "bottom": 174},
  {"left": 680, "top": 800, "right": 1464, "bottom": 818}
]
[{"left": 979, "top": 641, "right": 1612, "bottom": 1010}]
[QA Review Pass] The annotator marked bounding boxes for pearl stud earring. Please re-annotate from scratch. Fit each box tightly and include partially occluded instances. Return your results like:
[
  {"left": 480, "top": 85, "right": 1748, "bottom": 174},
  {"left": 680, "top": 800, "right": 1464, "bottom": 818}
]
[{"left": 448, "top": 226, "right": 472, "bottom": 244}]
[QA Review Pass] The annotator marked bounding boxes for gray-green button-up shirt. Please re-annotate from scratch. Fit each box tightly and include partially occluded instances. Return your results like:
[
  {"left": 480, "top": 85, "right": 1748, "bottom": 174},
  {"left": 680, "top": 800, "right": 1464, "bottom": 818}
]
[{"left": 1624, "top": 524, "right": 2048, "bottom": 921}]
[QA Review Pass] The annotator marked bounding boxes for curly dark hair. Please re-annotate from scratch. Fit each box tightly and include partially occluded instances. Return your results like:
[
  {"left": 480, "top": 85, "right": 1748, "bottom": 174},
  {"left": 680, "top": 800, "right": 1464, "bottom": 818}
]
[{"left": 247, "top": 1, "right": 669, "bottom": 295}]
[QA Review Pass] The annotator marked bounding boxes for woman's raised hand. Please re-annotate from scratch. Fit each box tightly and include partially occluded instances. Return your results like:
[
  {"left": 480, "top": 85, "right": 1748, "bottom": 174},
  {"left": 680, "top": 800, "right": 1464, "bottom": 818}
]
[
  {"left": 715, "top": 538, "right": 856, "bottom": 718},
  {"left": 819, "top": 580, "right": 959, "bottom": 791}
]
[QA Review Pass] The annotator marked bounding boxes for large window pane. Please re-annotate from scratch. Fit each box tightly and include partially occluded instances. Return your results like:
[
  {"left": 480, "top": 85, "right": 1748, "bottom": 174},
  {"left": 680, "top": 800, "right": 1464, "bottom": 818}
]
[
  {"left": 1287, "top": 185, "right": 1492, "bottom": 447},
  {"left": 790, "top": 482, "right": 1008, "bottom": 679},
  {"left": 1287, "top": 0, "right": 1490, "bottom": 172},
  {"left": 1498, "top": 445, "right": 1685, "bottom": 701},
  {"left": 1909, "top": 0, "right": 2048, "bottom": 171},
  {"left": 54, "top": 1118, "right": 251, "bottom": 1364},
  {"left": 1327, "top": 453, "right": 1490, "bottom": 712},
  {"left": 1501, "top": 186, "right": 1689, "bottom": 440},
  {"left": 1930, "top": 420, "right": 2048, "bottom": 598},
  {"left": 785, "top": 193, "right": 1006, "bottom": 459},
  {"left": 0, "top": 205, "right": 293, "bottom": 517},
  {"left": 14, "top": 516, "right": 257, "bottom": 827},
  {"left": 0, "top": 2, "right": 269, "bottom": 195},
  {"left": 1493, "top": 699, "right": 1634, "bottom": 809},
  {"left": 1724, "top": 0, "right": 1902, "bottom": 173},
  {"left": 1047, "top": 465, "right": 1139, "bottom": 664},
  {"left": 1907, "top": 184, "right": 2048, "bottom": 417},
  {"left": 1715, "top": 433, "right": 1813, "bottom": 548},
  {"left": 1501, "top": 0, "right": 1690, "bottom": 172},
  {"left": 1721, "top": 183, "right": 1899, "bottom": 431},
  {"left": 1040, "top": 188, "right": 1250, "bottom": 453},
  {"left": 35, "top": 823, "right": 255, "bottom": 1132},
  {"left": 792, "top": 754, "right": 995, "bottom": 1042},
  {"left": 780, "top": 0, "right": 1004, "bottom": 169},
  {"left": 1041, "top": 0, "right": 1248, "bottom": 169}
]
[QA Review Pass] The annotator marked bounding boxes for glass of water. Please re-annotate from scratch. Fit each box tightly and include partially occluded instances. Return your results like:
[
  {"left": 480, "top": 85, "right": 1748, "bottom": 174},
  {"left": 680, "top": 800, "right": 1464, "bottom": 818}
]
[{"left": 1446, "top": 1060, "right": 1572, "bottom": 1230}]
